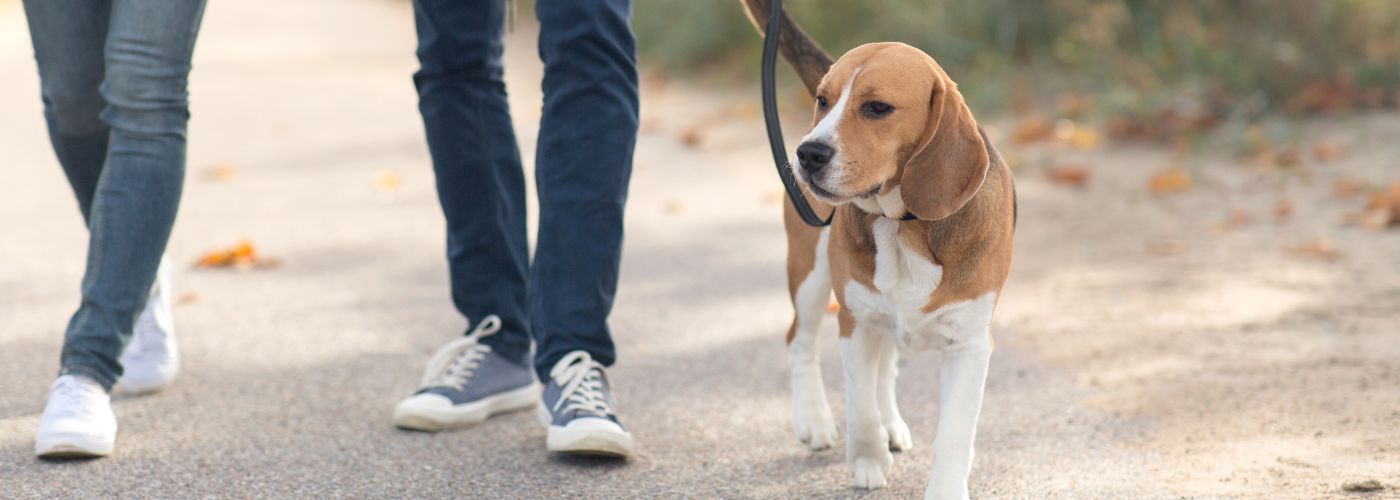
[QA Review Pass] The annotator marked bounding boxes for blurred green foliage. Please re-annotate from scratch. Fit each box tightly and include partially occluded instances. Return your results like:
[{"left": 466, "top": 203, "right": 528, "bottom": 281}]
[{"left": 633, "top": 0, "right": 1400, "bottom": 116}]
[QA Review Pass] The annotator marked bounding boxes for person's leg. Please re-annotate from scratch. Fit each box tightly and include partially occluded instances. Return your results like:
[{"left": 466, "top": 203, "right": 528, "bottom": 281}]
[
  {"left": 392, "top": 0, "right": 537, "bottom": 432},
  {"left": 60, "top": 0, "right": 208, "bottom": 391},
  {"left": 412, "top": 0, "right": 531, "bottom": 363},
  {"left": 23, "top": 0, "right": 111, "bottom": 222},
  {"left": 531, "top": 0, "right": 638, "bottom": 457},
  {"left": 530, "top": 0, "right": 639, "bottom": 381},
  {"left": 25, "top": 0, "right": 119, "bottom": 460}
]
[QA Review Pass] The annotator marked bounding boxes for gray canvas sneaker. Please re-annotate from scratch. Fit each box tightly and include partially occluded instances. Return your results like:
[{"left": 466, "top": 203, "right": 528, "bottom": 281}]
[
  {"left": 394, "top": 316, "right": 538, "bottom": 431},
  {"left": 539, "top": 351, "right": 633, "bottom": 457}
]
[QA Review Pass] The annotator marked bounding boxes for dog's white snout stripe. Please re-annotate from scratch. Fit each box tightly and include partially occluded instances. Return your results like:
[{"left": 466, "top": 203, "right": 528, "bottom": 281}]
[
  {"left": 798, "top": 67, "right": 861, "bottom": 191},
  {"left": 802, "top": 67, "right": 861, "bottom": 147}
]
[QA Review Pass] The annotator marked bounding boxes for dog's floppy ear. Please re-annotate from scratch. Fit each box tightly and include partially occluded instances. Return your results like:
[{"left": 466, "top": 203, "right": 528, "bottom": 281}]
[{"left": 899, "top": 65, "right": 989, "bottom": 221}]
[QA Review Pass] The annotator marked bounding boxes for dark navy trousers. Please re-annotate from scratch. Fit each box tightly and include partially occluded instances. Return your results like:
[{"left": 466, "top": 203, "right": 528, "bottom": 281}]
[{"left": 411, "top": 0, "right": 638, "bottom": 380}]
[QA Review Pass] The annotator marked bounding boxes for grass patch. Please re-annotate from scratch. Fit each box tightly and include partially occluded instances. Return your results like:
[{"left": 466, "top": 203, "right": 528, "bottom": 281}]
[{"left": 634, "top": 1, "right": 1400, "bottom": 119}]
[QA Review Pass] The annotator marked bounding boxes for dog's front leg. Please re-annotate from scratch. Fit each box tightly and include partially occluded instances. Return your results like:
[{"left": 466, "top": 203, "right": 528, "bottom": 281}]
[
  {"left": 878, "top": 336, "right": 913, "bottom": 452},
  {"left": 925, "top": 332, "right": 992, "bottom": 500},
  {"left": 840, "top": 326, "right": 894, "bottom": 489},
  {"left": 789, "top": 231, "right": 837, "bottom": 450}
]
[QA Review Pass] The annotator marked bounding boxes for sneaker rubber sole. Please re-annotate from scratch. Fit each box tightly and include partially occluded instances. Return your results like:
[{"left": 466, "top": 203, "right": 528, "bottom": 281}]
[
  {"left": 35, "top": 433, "right": 114, "bottom": 458},
  {"left": 538, "top": 405, "right": 634, "bottom": 458},
  {"left": 393, "top": 383, "right": 539, "bottom": 432}
]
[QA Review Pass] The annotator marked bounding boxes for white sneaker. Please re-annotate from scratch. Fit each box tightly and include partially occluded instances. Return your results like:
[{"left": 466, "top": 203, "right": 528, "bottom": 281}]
[
  {"left": 35, "top": 375, "right": 117, "bottom": 458},
  {"left": 118, "top": 257, "right": 179, "bottom": 394}
]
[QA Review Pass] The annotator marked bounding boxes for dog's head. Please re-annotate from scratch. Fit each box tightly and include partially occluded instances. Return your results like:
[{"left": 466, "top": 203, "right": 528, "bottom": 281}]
[{"left": 795, "top": 42, "right": 989, "bottom": 221}]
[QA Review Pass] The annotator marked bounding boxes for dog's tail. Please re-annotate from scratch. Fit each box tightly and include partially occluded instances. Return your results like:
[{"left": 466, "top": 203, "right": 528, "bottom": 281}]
[{"left": 738, "top": 0, "right": 833, "bottom": 95}]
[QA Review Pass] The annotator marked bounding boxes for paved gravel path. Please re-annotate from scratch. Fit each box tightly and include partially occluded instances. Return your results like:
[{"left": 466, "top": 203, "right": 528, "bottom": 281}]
[{"left": 3, "top": 1, "right": 1398, "bottom": 498}]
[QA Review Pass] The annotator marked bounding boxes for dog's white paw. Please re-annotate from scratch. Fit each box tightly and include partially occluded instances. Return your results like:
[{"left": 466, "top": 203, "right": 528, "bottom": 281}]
[
  {"left": 884, "top": 418, "right": 913, "bottom": 452},
  {"left": 849, "top": 424, "right": 894, "bottom": 490},
  {"left": 793, "top": 401, "right": 838, "bottom": 451},
  {"left": 850, "top": 452, "right": 894, "bottom": 489}
]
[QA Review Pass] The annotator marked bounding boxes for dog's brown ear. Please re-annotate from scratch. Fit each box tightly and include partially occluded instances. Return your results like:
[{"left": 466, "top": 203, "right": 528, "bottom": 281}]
[{"left": 900, "top": 69, "right": 989, "bottom": 221}]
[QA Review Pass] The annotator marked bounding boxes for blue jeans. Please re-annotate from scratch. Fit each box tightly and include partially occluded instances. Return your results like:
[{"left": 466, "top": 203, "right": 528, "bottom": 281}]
[
  {"left": 24, "top": 0, "right": 207, "bottom": 391},
  {"left": 412, "top": 0, "right": 638, "bottom": 380}
]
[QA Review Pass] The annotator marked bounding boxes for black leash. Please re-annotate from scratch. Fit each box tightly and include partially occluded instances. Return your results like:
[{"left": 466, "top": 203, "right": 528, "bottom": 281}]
[{"left": 762, "top": 0, "right": 833, "bottom": 227}]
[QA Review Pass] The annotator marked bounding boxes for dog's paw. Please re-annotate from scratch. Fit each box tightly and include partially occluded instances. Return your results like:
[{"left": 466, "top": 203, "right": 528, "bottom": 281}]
[
  {"left": 850, "top": 452, "right": 893, "bottom": 489},
  {"left": 884, "top": 418, "right": 913, "bottom": 452},
  {"left": 849, "top": 425, "right": 894, "bottom": 490},
  {"left": 793, "top": 402, "right": 838, "bottom": 451}
]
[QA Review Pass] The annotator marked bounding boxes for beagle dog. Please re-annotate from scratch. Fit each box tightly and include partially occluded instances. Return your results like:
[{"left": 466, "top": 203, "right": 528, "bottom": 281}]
[{"left": 781, "top": 43, "right": 1015, "bottom": 498}]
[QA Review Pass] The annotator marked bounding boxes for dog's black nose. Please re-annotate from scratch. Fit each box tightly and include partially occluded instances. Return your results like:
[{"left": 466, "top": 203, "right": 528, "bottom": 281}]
[{"left": 796, "top": 142, "right": 834, "bottom": 173}]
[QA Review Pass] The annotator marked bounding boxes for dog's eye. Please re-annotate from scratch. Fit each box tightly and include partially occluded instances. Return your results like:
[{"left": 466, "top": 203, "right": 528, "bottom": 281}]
[
  {"left": 816, "top": 96, "right": 828, "bottom": 110},
  {"left": 862, "top": 101, "right": 893, "bottom": 118}
]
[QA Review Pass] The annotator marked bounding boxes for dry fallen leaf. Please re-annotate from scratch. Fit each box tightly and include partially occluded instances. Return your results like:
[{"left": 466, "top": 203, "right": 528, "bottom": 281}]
[
  {"left": 1286, "top": 80, "right": 1354, "bottom": 114},
  {"left": 1213, "top": 208, "right": 1252, "bottom": 233},
  {"left": 1148, "top": 168, "right": 1193, "bottom": 194},
  {"left": 1066, "top": 128, "right": 1101, "bottom": 150},
  {"left": 1285, "top": 237, "right": 1340, "bottom": 260},
  {"left": 1364, "top": 189, "right": 1390, "bottom": 211},
  {"left": 1146, "top": 240, "right": 1185, "bottom": 256},
  {"left": 1331, "top": 179, "right": 1365, "bottom": 198},
  {"left": 202, "top": 164, "right": 237, "bottom": 182},
  {"left": 194, "top": 240, "right": 279, "bottom": 271},
  {"left": 1054, "top": 120, "right": 1100, "bottom": 150},
  {"left": 677, "top": 128, "right": 704, "bottom": 148},
  {"left": 373, "top": 170, "right": 400, "bottom": 191},
  {"left": 1274, "top": 199, "right": 1293, "bottom": 221},
  {"left": 1361, "top": 207, "right": 1393, "bottom": 231},
  {"left": 1047, "top": 165, "right": 1090, "bottom": 188},
  {"left": 1226, "top": 205, "right": 1248, "bottom": 228},
  {"left": 1273, "top": 148, "right": 1303, "bottom": 169},
  {"left": 1359, "top": 182, "right": 1400, "bottom": 231},
  {"left": 1228, "top": 208, "right": 1252, "bottom": 226},
  {"left": 641, "top": 70, "right": 670, "bottom": 93},
  {"left": 1010, "top": 115, "right": 1054, "bottom": 145},
  {"left": 1313, "top": 141, "right": 1343, "bottom": 162}
]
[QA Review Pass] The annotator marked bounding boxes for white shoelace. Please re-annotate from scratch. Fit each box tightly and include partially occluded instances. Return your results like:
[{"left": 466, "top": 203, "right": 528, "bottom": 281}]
[
  {"left": 549, "top": 351, "right": 613, "bottom": 417},
  {"left": 418, "top": 315, "right": 502, "bottom": 390}
]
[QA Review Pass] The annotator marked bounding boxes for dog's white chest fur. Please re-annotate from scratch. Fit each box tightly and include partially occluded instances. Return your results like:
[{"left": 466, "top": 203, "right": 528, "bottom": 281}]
[{"left": 842, "top": 217, "right": 996, "bottom": 350}]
